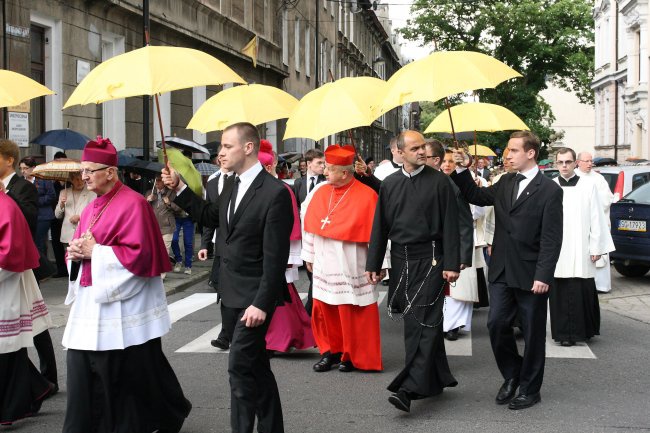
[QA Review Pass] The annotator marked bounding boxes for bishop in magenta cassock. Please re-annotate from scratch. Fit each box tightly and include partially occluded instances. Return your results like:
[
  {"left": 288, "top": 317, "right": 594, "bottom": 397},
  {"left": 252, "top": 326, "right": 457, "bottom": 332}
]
[
  {"left": 301, "top": 145, "right": 384, "bottom": 373},
  {"left": 0, "top": 189, "right": 55, "bottom": 425},
  {"left": 62, "top": 137, "right": 191, "bottom": 433}
]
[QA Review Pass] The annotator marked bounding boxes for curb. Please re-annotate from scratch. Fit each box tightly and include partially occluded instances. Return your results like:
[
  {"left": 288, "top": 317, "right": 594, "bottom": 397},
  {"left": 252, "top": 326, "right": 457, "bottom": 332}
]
[{"left": 164, "top": 270, "right": 210, "bottom": 296}]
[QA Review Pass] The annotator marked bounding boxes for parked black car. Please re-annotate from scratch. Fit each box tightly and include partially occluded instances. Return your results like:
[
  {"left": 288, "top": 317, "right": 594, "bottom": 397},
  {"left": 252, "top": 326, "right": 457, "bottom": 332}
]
[{"left": 610, "top": 182, "right": 650, "bottom": 277}]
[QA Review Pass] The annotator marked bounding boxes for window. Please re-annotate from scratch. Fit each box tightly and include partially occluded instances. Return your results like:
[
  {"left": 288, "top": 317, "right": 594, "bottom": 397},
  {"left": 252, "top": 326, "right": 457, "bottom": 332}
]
[
  {"left": 254, "top": 0, "right": 264, "bottom": 34},
  {"left": 632, "top": 173, "right": 650, "bottom": 191},
  {"left": 305, "top": 26, "right": 311, "bottom": 77},
  {"left": 282, "top": 10, "right": 288, "bottom": 66},
  {"left": 30, "top": 25, "right": 46, "bottom": 143},
  {"left": 295, "top": 18, "right": 301, "bottom": 72}
]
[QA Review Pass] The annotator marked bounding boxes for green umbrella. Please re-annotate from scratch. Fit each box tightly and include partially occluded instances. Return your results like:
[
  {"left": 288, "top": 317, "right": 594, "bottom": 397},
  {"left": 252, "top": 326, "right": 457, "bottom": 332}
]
[
  {"left": 158, "top": 147, "right": 203, "bottom": 196},
  {"left": 538, "top": 158, "right": 552, "bottom": 166}
]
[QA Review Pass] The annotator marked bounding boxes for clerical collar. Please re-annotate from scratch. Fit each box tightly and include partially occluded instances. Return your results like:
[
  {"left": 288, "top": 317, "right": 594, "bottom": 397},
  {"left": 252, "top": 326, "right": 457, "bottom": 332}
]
[
  {"left": 391, "top": 159, "right": 403, "bottom": 169},
  {"left": 401, "top": 165, "right": 425, "bottom": 178},
  {"left": 559, "top": 174, "right": 580, "bottom": 187}
]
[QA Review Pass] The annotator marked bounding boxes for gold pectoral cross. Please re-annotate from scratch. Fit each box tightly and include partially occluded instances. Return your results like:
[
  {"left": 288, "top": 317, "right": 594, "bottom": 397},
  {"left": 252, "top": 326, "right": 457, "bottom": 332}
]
[{"left": 320, "top": 216, "right": 331, "bottom": 230}]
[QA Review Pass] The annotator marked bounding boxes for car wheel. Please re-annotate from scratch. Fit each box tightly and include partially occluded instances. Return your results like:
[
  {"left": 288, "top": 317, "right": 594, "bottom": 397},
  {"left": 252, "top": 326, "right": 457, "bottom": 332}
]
[{"left": 613, "top": 263, "right": 650, "bottom": 277}]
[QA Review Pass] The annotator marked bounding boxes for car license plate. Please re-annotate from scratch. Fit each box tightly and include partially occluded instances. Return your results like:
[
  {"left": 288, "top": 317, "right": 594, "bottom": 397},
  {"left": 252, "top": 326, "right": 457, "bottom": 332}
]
[{"left": 618, "top": 220, "right": 647, "bottom": 232}]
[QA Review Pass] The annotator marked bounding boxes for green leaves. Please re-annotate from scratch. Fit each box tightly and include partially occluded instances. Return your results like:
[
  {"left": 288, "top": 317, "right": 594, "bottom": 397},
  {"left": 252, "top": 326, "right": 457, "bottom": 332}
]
[{"left": 401, "top": 0, "right": 594, "bottom": 149}]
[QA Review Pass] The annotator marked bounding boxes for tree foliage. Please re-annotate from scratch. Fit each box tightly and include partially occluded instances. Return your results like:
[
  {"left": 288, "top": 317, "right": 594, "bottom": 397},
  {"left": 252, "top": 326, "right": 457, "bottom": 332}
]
[{"left": 401, "top": 0, "right": 594, "bottom": 154}]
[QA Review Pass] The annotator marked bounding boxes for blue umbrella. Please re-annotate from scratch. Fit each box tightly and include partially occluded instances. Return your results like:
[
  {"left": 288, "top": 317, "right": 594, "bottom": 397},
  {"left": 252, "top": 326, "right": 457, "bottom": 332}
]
[{"left": 31, "top": 128, "right": 91, "bottom": 150}]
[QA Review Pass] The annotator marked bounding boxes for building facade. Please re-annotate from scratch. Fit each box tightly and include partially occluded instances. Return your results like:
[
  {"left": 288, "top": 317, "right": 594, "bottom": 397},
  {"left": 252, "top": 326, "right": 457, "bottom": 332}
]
[
  {"left": 1, "top": 0, "right": 401, "bottom": 163},
  {"left": 592, "top": 0, "right": 649, "bottom": 162}
]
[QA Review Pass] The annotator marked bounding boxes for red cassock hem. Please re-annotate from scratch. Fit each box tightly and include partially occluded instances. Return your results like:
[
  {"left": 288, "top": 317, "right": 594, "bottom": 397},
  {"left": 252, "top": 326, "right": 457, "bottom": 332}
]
[{"left": 311, "top": 299, "right": 383, "bottom": 371}]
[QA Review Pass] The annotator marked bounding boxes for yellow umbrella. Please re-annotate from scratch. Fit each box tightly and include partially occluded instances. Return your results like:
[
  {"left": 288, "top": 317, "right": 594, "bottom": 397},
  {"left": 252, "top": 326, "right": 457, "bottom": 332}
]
[
  {"left": 158, "top": 148, "right": 203, "bottom": 197},
  {"left": 187, "top": 84, "right": 299, "bottom": 133},
  {"left": 465, "top": 144, "right": 497, "bottom": 158},
  {"left": 424, "top": 103, "right": 529, "bottom": 134},
  {"left": 374, "top": 51, "right": 521, "bottom": 117},
  {"left": 63, "top": 46, "right": 245, "bottom": 108},
  {"left": 0, "top": 70, "right": 54, "bottom": 108},
  {"left": 284, "top": 77, "right": 388, "bottom": 142}
]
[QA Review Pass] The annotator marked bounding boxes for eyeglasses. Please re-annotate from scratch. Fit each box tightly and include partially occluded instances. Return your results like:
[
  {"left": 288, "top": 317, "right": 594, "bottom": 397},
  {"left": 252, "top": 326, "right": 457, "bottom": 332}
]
[
  {"left": 79, "top": 166, "right": 110, "bottom": 175},
  {"left": 556, "top": 160, "right": 575, "bottom": 166},
  {"left": 579, "top": 159, "right": 593, "bottom": 163}
]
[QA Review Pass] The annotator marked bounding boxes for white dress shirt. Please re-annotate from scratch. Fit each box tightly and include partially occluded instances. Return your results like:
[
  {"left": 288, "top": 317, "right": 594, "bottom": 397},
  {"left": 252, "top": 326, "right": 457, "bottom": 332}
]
[
  {"left": 515, "top": 165, "right": 539, "bottom": 199},
  {"left": 228, "top": 162, "right": 263, "bottom": 221}
]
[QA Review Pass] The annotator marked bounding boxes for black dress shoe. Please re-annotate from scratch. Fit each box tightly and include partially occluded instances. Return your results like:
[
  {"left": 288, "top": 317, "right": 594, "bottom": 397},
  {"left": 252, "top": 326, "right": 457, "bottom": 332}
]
[
  {"left": 313, "top": 352, "right": 342, "bottom": 372},
  {"left": 508, "top": 392, "right": 541, "bottom": 410},
  {"left": 388, "top": 390, "right": 411, "bottom": 412},
  {"left": 445, "top": 328, "right": 459, "bottom": 341},
  {"left": 210, "top": 336, "right": 230, "bottom": 350},
  {"left": 338, "top": 361, "right": 355, "bottom": 372},
  {"left": 560, "top": 340, "right": 576, "bottom": 347},
  {"left": 495, "top": 378, "right": 519, "bottom": 405}
]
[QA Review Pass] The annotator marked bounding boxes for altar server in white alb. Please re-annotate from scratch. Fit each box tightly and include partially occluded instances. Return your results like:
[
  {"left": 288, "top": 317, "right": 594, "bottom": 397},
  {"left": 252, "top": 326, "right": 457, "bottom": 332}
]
[
  {"left": 575, "top": 151, "right": 615, "bottom": 293},
  {"left": 0, "top": 189, "right": 55, "bottom": 426},
  {"left": 550, "top": 148, "right": 615, "bottom": 347},
  {"left": 62, "top": 137, "right": 191, "bottom": 433}
]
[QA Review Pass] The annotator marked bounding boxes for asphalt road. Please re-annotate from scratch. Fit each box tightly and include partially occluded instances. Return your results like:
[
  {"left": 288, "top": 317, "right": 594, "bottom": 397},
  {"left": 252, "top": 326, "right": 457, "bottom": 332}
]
[{"left": 14, "top": 276, "right": 650, "bottom": 433}]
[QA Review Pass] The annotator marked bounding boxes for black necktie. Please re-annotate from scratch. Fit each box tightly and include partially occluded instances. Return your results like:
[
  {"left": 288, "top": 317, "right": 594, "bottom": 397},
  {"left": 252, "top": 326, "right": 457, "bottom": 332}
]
[
  {"left": 229, "top": 176, "right": 240, "bottom": 223},
  {"left": 308, "top": 176, "right": 316, "bottom": 193},
  {"left": 511, "top": 173, "right": 525, "bottom": 204}
]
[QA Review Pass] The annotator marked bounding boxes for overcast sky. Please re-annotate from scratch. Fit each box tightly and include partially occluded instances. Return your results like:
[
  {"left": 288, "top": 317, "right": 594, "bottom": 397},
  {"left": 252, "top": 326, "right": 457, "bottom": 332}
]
[{"left": 385, "top": 0, "right": 431, "bottom": 63}]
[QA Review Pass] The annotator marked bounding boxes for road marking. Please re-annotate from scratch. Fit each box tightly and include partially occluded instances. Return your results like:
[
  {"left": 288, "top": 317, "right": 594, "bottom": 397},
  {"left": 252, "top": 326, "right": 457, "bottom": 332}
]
[
  {"left": 444, "top": 331, "right": 472, "bottom": 356},
  {"left": 170, "top": 292, "right": 595, "bottom": 359},
  {"left": 176, "top": 323, "right": 228, "bottom": 353},
  {"left": 168, "top": 293, "right": 219, "bottom": 323}
]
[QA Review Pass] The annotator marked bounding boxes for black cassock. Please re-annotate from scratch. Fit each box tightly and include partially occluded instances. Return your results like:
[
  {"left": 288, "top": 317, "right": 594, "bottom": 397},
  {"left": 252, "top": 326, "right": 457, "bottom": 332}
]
[{"left": 367, "top": 165, "right": 460, "bottom": 398}]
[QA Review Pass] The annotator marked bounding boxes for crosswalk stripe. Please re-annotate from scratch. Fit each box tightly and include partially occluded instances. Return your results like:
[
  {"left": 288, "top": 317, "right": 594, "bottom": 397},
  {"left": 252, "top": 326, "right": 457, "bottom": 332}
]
[
  {"left": 167, "top": 292, "right": 596, "bottom": 359},
  {"left": 168, "top": 293, "right": 219, "bottom": 323},
  {"left": 444, "top": 331, "right": 472, "bottom": 356},
  {"left": 543, "top": 311, "right": 596, "bottom": 359},
  {"left": 176, "top": 324, "right": 228, "bottom": 353}
]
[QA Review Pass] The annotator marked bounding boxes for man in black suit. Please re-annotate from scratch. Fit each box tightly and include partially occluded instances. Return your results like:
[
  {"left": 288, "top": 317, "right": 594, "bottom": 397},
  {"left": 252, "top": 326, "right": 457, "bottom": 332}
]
[
  {"left": 475, "top": 157, "right": 492, "bottom": 182},
  {"left": 0, "top": 138, "right": 59, "bottom": 393},
  {"left": 197, "top": 160, "right": 237, "bottom": 351},
  {"left": 451, "top": 131, "right": 563, "bottom": 410},
  {"left": 292, "top": 148, "right": 325, "bottom": 208},
  {"left": 163, "top": 123, "right": 292, "bottom": 433}
]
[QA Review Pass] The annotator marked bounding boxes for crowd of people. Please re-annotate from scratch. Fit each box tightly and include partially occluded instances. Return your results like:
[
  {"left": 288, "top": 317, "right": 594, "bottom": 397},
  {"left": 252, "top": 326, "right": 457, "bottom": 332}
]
[{"left": 0, "top": 125, "right": 616, "bottom": 432}]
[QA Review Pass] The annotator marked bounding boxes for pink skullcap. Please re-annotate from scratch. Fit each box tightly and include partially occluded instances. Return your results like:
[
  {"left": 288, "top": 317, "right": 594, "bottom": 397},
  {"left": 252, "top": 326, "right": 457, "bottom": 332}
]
[
  {"left": 258, "top": 139, "right": 274, "bottom": 166},
  {"left": 82, "top": 135, "right": 118, "bottom": 166}
]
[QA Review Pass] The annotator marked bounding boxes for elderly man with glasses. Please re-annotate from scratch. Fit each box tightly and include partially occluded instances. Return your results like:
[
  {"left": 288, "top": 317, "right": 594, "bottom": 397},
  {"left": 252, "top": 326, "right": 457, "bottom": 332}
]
[
  {"left": 575, "top": 151, "right": 615, "bottom": 293},
  {"left": 61, "top": 136, "right": 191, "bottom": 433}
]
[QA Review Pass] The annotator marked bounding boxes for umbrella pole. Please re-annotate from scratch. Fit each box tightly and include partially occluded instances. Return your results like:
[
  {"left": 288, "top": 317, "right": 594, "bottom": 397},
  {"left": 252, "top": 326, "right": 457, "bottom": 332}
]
[
  {"left": 444, "top": 98, "right": 459, "bottom": 149},
  {"left": 347, "top": 129, "right": 368, "bottom": 177},
  {"left": 474, "top": 130, "right": 478, "bottom": 176},
  {"left": 153, "top": 93, "right": 169, "bottom": 168}
]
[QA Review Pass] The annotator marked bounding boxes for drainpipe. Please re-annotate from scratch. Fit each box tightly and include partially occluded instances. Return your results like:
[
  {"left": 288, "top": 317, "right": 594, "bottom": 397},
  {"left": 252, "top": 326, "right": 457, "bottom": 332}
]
[{"left": 614, "top": 1, "right": 619, "bottom": 162}]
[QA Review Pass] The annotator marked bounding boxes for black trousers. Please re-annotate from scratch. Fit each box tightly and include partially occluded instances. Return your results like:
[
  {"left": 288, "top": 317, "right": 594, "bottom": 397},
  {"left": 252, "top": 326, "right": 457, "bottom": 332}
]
[
  {"left": 304, "top": 264, "right": 313, "bottom": 316},
  {"left": 487, "top": 280, "right": 549, "bottom": 395},
  {"left": 218, "top": 302, "right": 238, "bottom": 343},
  {"left": 50, "top": 218, "right": 67, "bottom": 276},
  {"left": 228, "top": 307, "right": 283, "bottom": 433},
  {"left": 33, "top": 329, "right": 58, "bottom": 387}
]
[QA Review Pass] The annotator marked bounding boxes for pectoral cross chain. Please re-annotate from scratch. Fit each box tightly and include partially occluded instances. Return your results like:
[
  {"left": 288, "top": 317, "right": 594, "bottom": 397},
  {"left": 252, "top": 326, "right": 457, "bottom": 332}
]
[{"left": 320, "top": 216, "right": 331, "bottom": 230}]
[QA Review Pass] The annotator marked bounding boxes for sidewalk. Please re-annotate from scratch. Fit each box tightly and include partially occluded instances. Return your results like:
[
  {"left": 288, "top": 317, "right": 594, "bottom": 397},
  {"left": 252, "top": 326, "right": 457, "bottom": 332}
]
[
  {"left": 599, "top": 269, "right": 650, "bottom": 324},
  {"left": 40, "top": 234, "right": 213, "bottom": 327}
]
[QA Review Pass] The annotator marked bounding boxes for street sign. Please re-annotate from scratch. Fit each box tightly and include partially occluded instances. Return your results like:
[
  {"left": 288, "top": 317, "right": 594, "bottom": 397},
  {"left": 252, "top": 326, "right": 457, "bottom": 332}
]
[{"left": 8, "top": 112, "right": 29, "bottom": 147}]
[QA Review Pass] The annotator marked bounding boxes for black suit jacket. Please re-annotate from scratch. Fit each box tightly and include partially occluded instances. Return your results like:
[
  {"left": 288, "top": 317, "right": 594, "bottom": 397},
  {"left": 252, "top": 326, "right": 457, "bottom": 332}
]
[
  {"left": 175, "top": 169, "right": 293, "bottom": 312},
  {"left": 293, "top": 173, "right": 326, "bottom": 206},
  {"left": 6, "top": 174, "right": 38, "bottom": 237},
  {"left": 451, "top": 169, "right": 563, "bottom": 290}
]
